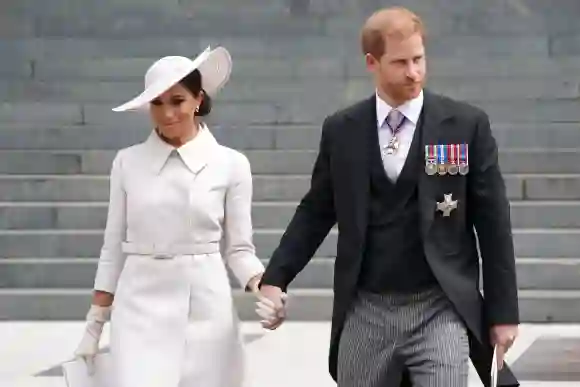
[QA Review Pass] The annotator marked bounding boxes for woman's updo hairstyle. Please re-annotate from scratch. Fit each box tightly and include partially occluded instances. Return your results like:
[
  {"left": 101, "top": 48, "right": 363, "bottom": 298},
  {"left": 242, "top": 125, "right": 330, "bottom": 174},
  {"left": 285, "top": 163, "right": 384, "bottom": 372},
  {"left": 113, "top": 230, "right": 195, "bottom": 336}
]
[{"left": 178, "top": 68, "right": 212, "bottom": 117}]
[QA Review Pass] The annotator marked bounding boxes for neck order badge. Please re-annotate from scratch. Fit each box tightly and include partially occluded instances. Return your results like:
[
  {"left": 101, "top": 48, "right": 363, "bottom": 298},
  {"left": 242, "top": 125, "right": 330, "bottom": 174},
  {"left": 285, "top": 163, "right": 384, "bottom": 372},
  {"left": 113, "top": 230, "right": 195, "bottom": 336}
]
[{"left": 382, "top": 109, "right": 406, "bottom": 157}]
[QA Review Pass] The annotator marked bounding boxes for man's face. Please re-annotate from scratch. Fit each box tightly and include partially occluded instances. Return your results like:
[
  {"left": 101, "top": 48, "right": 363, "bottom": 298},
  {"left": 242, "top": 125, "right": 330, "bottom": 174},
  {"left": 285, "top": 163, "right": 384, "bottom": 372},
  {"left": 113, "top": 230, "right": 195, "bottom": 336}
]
[{"left": 366, "top": 32, "right": 426, "bottom": 105}]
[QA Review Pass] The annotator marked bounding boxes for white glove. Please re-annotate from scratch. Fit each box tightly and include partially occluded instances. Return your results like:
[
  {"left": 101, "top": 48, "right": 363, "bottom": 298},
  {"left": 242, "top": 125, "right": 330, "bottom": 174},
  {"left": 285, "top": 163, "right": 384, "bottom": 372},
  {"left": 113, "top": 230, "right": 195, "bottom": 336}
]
[{"left": 74, "top": 304, "right": 111, "bottom": 375}]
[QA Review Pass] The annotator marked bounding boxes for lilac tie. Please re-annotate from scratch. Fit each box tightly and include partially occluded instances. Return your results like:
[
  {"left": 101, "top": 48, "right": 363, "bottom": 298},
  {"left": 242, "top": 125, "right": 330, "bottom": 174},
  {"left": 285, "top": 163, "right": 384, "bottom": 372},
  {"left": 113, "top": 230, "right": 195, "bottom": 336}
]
[{"left": 386, "top": 109, "right": 405, "bottom": 135}]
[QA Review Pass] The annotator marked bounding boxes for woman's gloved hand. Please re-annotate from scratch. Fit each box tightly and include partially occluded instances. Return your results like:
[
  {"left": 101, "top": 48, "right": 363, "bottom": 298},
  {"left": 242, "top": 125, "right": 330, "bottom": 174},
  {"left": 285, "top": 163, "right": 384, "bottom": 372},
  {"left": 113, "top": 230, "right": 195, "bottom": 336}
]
[{"left": 74, "top": 304, "right": 111, "bottom": 375}]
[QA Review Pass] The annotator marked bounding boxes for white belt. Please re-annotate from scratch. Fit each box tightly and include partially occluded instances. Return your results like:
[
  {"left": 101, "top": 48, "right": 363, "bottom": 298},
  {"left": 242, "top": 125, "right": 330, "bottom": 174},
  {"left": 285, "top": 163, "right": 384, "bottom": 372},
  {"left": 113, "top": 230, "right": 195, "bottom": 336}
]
[{"left": 121, "top": 241, "right": 220, "bottom": 259}]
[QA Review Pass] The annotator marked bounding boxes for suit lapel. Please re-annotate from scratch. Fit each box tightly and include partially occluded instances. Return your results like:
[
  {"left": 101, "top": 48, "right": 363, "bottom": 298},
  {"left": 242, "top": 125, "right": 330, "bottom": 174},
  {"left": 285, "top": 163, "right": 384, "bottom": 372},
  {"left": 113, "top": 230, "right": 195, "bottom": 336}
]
[
  {"left": 343, "top": 95, "right": 376, "bottom": 238},
  {"left": 418, "top": 91, "right": 449, "bottom": 233}
]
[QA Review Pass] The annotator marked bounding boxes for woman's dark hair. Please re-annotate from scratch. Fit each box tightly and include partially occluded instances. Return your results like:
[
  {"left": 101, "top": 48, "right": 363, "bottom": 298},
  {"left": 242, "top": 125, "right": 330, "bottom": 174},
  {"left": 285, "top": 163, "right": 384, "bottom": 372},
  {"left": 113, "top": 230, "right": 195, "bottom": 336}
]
[{"left": 178, "top": 68, "right": 212, "bottom": 117}]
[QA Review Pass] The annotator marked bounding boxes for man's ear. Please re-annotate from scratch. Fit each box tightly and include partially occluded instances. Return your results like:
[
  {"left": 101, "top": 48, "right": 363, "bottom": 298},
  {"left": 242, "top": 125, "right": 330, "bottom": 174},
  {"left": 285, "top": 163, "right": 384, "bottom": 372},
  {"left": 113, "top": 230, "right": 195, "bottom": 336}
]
[{"left": 365, "top": 53, "right": 379, "bottom": 73}]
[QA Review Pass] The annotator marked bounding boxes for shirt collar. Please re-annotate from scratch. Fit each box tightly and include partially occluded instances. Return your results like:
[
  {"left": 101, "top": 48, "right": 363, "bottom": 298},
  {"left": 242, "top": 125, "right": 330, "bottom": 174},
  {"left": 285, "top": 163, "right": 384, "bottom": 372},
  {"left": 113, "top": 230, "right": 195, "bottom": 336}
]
[
  {"left": 146, "top": 123, "right": 218, "bottom": 175},
  {"left": 376, "top": 89, "right": 424, "bottom": 128}
]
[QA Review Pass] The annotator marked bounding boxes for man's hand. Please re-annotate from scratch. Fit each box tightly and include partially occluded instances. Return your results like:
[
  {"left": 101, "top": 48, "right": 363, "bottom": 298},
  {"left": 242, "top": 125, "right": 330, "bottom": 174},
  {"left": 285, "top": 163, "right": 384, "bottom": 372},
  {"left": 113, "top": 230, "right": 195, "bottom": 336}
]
[
  {"left": 490, "top": 324, "right": 518, "bottom": 370},
  {"left": 256, "top": 285, "right": 287, "bottom": 330}
]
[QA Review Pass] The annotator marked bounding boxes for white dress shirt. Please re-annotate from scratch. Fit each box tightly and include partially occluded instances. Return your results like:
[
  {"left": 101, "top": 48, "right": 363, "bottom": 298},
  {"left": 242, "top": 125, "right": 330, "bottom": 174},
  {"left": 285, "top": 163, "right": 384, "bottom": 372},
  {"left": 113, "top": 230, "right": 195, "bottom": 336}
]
[{"left": 376, "top": 89, "right": 424, "bottom": 181}]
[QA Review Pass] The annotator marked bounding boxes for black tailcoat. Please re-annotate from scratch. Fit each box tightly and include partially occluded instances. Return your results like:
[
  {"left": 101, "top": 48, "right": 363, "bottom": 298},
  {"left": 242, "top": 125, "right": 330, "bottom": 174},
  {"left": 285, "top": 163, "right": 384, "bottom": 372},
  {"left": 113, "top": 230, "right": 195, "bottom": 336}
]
[{"left": 260, "top": 90, "right": 520, "bottom": 387}]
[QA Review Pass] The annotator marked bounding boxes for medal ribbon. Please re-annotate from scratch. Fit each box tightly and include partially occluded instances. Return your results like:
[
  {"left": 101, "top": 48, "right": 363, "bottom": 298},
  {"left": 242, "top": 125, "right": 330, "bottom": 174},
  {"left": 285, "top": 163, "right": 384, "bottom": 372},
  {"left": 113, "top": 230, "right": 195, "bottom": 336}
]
[
  {"left": 449, "top": 144, "right": 456, "bottom": 165},
  {"left": 438, "top": 144, "right": 446, "bottom": 166},
  {"left": 459, "top": 143, "right": 468, "bottom": 165},
  {"left": 425, "top": 145, "right": 435, "bottom": 162}
]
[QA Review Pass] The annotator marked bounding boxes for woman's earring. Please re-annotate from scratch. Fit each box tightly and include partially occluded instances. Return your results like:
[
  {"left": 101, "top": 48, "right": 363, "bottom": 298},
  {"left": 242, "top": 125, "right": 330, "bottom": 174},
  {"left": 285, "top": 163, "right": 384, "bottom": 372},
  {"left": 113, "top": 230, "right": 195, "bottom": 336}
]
[{"left": 195, "top": 105, "right": 200, "bottom": 113}]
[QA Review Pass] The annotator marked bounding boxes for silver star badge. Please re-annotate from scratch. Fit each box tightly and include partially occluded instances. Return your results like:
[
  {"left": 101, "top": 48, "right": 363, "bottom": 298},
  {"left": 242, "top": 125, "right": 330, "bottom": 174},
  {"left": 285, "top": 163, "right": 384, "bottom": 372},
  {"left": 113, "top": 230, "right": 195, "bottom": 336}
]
[{"left": 436, "top": 193, "right": 458, "bottom": 217}]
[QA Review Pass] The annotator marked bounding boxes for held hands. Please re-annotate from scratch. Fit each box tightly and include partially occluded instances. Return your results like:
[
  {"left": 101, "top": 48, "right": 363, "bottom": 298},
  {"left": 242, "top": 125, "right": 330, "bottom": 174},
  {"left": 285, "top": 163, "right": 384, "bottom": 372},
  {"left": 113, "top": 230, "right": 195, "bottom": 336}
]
[
  {"left": 491, "top": 324, "right": 518, "bottom": 370},
  {"left": 255, "top": 285, "right": 288, "bottom": 330},
  {"left": 74, "top": 304, "right": 111, "bottom": 375},
  {"left": 246, "top": 274, "right": 288, "bottom": 329}
]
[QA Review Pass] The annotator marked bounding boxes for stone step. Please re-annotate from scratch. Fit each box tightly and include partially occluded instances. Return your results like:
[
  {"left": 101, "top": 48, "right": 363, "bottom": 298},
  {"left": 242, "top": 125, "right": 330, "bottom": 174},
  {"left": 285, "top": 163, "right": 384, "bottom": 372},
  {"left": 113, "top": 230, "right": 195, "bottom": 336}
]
[
  {"left": 551, "top": 33, "right": 580, "bottom": 57},
  {"left": 0, "top": 228, "right": 335, "bottom": 259},
  {"left": 0, "top": 80, "right": 349, "bottom": 105},
  {"left": 84, "top": 99, "right": 580, "bottom": 126},
  {"left": 82, "top": 102, "right": 281, "bottom": 126},
  {"left": 0, "top": 124, "right": 284, "bottom": 151},
  {"left": 0, "top": 14, "right": 35, "bottom": 38},
  {"left": 32, "top": 57, "right": 344, "bottom": 81},
  {"left": 345, "top": 77, "right": 580, "bottom": 102},
  {"left": 510, "top": 201, "right": 580, "bottom": 229},
  {"left": 229, "top": 123, "right": 580, "bottom": 151},
  {"left": 347, "top": 56, "right": 580, "bottom": 78},
  {"left": 0, "top": 288, "right": 578, "bottom": 322},
  {"left": 0, "top": 148, "right": 580, "bottom": 175},
  {"left": 7, "top": 0, "right": 182, "bottom": 16},
  {"left": 326, "top": 6, "right": 580, "bottom": 37},
  {"left": 1, "top": 77, "right": 578, "bottom": 104},
  {"left": 10, "top": 0, "right": 580, "bottom": 34},
  {"left": 0, "top": 123, "right": 579, "bottom": 151},
  {"left": 0, "top": 58, "right": 33, "bottom": 79},
  {"left": 0, "top": 35, "right": 551, "bottom": 63},
  {"left": 4, "top": 173, "right": 580, "bottom": 201},
  {"left": 25, "top": 56, "right": 580, "bottom": 83},
  {"left": 33, "top": 12, "right": 326, "bottom": 38},
  {"left": 0, "top": 99, "right": 578, "bottom": 127},
  {"left": 8, "top": 0, "right": 290, "bottom": 18},
  {"left": 0, "top": 257, "right": 578, "bottom": 291},
  {"left": 0, "top": 228, "right": 579, "bottom": 258},
  {"left": 2, "top": 200, "right": 580, "bottom": 230},
  {"left": 476, "top": 100, "right": 580, "bottom": 123},
  {"left": 0, "top": 103, "right": 82, "bottom": 124}
]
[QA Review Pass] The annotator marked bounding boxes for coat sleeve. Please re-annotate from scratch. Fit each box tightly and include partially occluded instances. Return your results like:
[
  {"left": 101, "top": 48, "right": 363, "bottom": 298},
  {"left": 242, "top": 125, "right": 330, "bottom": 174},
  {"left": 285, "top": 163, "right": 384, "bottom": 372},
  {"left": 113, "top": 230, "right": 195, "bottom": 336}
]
[
  {"left": 93, "top": 151, "right": 128, "bottom": 294},
  {"left": 468, "top": 111, "right": 519, "bottom": 326},
  {"left": 260, "top": 117, "right": 337, "bottom": 291},
  {"left": 222, "top": 152, "right": 265, "bottom": 289}
]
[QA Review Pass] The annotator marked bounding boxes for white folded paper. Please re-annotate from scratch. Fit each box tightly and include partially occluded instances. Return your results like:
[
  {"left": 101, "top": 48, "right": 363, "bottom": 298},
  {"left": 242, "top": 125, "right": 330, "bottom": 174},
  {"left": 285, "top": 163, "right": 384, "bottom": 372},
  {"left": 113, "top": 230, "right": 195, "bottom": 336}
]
[
  {"left": 490, "top": 345, "right": 498, "bottom": 387},
  {"left": 62, "top": 353, "right": 112, "bottom": 387}
]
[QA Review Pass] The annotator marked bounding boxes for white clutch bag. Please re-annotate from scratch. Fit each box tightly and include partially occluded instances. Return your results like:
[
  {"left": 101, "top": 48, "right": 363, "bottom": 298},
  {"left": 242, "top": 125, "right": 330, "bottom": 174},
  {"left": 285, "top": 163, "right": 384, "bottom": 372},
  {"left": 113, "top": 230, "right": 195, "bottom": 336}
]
[{"left": 62, "top": 353, "right": 113, "bottom": 387}]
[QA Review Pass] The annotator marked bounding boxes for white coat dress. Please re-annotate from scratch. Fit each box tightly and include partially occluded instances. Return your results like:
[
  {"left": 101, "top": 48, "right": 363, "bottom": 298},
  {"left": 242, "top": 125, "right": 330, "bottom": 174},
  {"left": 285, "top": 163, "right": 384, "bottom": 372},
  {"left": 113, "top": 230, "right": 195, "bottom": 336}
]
[{"left": 92, "top": 125, "right": 265, "bottom": 387}]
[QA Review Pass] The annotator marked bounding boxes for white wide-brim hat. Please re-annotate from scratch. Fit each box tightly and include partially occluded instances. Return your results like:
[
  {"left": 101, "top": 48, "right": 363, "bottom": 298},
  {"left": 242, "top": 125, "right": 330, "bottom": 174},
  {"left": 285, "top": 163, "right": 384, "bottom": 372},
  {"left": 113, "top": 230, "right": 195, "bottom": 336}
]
[{"left": 112, "top": 46, "right": 232, "bottom": 112}]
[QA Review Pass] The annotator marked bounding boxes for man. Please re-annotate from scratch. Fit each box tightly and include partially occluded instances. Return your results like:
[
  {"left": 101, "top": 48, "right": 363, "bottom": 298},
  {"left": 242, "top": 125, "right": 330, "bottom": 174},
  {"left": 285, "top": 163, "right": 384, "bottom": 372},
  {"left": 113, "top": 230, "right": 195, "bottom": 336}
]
[{"left": 258, "top": 6, "right": 519, "bottom": 387}]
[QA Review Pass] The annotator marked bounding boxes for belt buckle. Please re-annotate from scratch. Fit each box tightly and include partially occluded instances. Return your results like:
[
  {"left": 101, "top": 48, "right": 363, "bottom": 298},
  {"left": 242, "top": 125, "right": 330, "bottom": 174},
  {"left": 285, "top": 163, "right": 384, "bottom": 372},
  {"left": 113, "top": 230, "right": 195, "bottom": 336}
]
[
  {"left": 153, "top": 253, "right": 173, "bottom": 260},
  {"left": 150, "top": 243, "right": 173, "bottom": 260}
]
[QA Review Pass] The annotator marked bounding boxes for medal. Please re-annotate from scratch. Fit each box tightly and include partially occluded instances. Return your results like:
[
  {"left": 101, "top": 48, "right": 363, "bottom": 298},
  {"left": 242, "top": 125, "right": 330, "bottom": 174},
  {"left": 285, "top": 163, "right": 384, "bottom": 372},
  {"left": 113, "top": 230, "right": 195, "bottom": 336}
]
[
  {"left": 459, "top": 143, "right": 469, "bottom": 175},
  {"left": 384, "top": 136, "right": 399, "bottom": 155},
  {"left": 424, "top": 145, "right": 437, "bottom": 175},
  {"left": 437, "top": 144, "right": 447, "bottom": 175},
  {"left": 384, "top": 110, "right": 405, "bottom": 156},
  {"left": 447, "top": 144, "right": 458, "bottom": 175},
  {"left": 436, "top": 193, "right": 458, "bottom": 217}
]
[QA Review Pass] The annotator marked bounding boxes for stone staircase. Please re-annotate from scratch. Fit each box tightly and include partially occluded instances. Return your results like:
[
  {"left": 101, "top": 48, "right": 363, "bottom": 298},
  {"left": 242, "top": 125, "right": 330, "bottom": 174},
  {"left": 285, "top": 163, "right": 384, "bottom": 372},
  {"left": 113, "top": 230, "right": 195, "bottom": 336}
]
[{"left": 1, "top": 0, "right": 580, "bottom": 321}]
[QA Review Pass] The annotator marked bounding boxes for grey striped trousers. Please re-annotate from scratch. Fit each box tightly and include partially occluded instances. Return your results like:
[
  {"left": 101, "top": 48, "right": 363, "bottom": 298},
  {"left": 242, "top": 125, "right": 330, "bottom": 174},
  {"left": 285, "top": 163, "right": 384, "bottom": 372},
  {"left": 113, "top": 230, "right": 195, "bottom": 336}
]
[{"left": 337, "top": 287, "right": 469, "bottom": 387}]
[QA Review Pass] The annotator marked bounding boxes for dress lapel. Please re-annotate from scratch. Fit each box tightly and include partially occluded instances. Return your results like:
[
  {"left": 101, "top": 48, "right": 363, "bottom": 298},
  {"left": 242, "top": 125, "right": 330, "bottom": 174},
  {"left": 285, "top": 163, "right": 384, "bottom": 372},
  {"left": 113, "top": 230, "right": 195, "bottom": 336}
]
[
  {"left": 177, "top": 125, "right": 216, "bottom": 175},
  {"left": 145, "top": 124, "right": 216, "bottom": 176}
]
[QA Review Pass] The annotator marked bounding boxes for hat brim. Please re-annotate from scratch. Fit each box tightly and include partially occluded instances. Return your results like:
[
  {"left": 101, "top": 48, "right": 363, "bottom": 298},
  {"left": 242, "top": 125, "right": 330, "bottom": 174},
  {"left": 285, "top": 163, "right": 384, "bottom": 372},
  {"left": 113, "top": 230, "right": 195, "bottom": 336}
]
[{"left": 112, "top": 46, "right": 232, "bottom": 112}]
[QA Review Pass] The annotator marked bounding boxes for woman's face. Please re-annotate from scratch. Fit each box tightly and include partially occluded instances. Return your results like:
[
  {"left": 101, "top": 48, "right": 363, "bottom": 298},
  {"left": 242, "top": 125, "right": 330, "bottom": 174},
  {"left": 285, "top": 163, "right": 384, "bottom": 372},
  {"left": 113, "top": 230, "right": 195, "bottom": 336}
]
[{"left": 149, "top": 83, "right": 203, "bottom": 141}]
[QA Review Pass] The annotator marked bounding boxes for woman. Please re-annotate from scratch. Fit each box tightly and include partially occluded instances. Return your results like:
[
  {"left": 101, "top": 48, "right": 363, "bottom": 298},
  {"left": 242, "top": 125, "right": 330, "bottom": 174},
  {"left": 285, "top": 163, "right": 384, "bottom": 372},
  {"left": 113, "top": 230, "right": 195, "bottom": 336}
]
[{"left": 73, "top": 46, "right": 277, "bottom": 387}]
